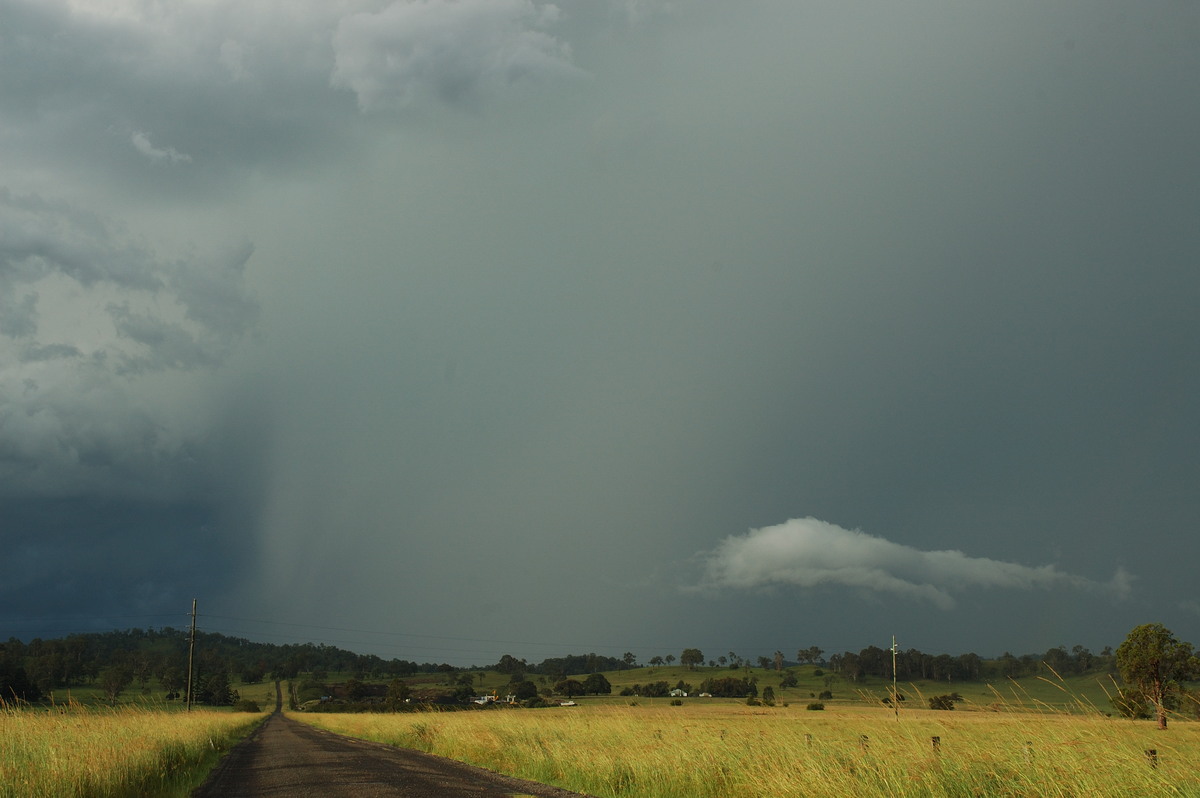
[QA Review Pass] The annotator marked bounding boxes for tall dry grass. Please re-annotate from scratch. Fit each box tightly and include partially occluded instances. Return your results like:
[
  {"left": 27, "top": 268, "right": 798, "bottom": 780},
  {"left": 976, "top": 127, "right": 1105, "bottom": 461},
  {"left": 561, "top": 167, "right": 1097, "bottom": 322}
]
[
  {"left": 0, "top": 701, "right": 264, "bottom": 798},
  {"left": 295, "top": 703, "right": 1200, "bottom": 798}
]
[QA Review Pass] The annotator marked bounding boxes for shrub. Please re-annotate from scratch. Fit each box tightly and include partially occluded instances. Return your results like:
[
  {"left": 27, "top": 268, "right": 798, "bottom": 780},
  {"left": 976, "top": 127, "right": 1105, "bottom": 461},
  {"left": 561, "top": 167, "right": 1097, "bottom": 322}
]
[
  {"left": 232, "top": 698, "right": 261, "bottom": 712},
  {"left": 670, "top": 699, "right": 683, "bottom": 706},
  {"left": 806, "top": 702, "right": 825, "bottom": 710},
  {"left": 928, "top": 693, "right": 963, "bottom": 711},
  {"left": 818, "top": 690, "right": 833, "bottom": 700}
]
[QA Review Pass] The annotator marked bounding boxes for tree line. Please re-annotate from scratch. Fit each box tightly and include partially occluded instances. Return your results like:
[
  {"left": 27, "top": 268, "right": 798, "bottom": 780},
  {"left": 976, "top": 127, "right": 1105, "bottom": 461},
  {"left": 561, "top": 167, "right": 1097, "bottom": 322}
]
[
  {"left": 0, "top": 628, "right": 457, "bottom": 703},
  {"left": 825, "top": 643, "right": 1116, "bottom": 683}
]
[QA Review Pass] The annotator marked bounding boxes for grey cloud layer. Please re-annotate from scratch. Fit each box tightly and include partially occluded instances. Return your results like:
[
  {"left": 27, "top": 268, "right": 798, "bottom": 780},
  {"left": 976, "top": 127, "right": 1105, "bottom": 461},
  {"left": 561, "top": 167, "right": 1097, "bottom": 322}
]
[
  {"left": 0, "top": 189, "right": 256, "bottom": 498},
  {"left": 332, "top": 0, "right": 585, "bottom": 111}
]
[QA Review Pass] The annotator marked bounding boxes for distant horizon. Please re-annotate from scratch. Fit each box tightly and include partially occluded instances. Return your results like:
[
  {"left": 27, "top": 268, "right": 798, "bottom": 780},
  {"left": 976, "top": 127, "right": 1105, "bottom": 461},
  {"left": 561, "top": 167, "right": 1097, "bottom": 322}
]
[{"left": 5, "top": 616, "right": 1136, "bottom": 671}]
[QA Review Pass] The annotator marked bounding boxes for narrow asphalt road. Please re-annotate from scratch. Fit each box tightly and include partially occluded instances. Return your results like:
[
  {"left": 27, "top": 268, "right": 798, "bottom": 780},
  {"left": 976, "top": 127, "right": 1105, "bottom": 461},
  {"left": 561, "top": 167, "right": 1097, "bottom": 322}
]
[{"left": 192, "top": 686, "right": 595, "bottom": 798}]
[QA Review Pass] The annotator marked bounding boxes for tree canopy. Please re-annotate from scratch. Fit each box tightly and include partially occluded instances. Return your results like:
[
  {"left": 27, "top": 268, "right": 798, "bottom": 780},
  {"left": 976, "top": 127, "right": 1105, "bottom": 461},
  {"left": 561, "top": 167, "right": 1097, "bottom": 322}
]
[{"left": 1115, "top": 623, "right": 1199, "bottom": 729}]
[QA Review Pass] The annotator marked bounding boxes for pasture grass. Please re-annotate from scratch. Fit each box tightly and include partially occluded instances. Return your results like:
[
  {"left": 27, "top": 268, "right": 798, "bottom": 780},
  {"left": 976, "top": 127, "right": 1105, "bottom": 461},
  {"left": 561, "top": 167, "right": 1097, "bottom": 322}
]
[
  {"left": 371, "top": 664, "right": 1123, "bottom": 714},
  {"left": 0, "top": 701, "right": 265, "bottom": 798},
  {"left": 294, "top": 702, "right": 1200, "bottom": 798}
]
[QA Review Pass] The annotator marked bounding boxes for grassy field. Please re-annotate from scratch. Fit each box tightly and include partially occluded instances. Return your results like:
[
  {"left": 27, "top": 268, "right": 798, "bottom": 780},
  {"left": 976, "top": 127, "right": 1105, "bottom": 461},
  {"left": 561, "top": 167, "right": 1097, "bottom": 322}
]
[
  {"left": 39, "top": 676, "right": 279, "bottom": 710},
  {"left": 323, "top": 662, "right": 1129, "bottom": 714},
  {"left": 294, "top": 701, "right": 1200, "bottom": 798},
  {"left": 0, "top": 702, "right": 266, "bottom": 798}
]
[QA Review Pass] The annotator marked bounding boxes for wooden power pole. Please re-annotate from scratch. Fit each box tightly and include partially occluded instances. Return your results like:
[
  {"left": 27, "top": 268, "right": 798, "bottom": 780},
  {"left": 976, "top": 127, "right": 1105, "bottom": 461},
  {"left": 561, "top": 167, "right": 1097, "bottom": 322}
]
[{"left": 186, "top": 598, "right": 197, "bottom": 712}]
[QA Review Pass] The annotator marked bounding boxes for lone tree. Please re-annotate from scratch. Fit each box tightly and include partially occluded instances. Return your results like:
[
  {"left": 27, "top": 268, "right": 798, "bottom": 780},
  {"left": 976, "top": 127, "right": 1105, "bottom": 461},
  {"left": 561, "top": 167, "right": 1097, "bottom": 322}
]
[
  {"left": 1115, "top": 623, "right": 1199, "bottom": 729},
  {"left": 385, "top": 678, "right": 411, "bottom": 710},
  {"left": 680, "top": 649, "right": 704, "bottom": 670},
  {"left": 583, "top": 673, "right": 612, "bottom": 695}
]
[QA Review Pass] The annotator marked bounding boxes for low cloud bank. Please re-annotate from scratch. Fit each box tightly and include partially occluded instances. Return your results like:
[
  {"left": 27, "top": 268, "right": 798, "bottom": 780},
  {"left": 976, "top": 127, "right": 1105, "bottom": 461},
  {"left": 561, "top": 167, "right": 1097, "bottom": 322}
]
[{"left": 695, "top": 517, "right": 1132, "bottom": 609}]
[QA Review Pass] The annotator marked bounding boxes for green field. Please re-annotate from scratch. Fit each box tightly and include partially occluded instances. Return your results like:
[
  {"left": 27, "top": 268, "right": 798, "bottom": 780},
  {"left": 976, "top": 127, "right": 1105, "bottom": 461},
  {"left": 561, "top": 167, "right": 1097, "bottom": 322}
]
[{"left": 295, "top": 663, "right": 1139, "bottom": 716}]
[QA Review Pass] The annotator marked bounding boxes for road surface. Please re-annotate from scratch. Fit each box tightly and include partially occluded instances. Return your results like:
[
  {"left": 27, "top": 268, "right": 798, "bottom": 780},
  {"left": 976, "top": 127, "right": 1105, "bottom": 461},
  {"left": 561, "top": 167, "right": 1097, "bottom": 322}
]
[{"left": 192, "top": 687, "right": 594, "bottom": 798}]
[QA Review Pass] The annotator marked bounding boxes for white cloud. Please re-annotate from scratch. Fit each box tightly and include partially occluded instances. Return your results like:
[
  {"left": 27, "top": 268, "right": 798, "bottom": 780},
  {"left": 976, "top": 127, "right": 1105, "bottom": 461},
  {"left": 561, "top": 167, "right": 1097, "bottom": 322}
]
[
  {"left": 131, "top": 131, "right": 192, "bottom": 163},
  {"left": 695, "top": 517, "right": 1132, "bottom": 609},
  {"left": 331, "top": 0, "right": 585, "bottom": 111}
]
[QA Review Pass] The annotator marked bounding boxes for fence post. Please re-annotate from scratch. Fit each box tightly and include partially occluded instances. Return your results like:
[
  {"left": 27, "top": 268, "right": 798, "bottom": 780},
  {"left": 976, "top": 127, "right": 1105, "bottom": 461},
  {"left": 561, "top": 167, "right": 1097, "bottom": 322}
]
[{"left": 1146, "top": 749, "right": 1158, "bottom": 768}]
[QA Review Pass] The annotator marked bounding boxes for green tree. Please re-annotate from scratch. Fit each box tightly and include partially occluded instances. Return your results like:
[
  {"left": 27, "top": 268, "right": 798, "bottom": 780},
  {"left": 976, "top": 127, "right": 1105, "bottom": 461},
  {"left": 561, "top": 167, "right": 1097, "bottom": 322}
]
[
  {"left": 583, "top": 673, "right": 612, "bottom": 695},
  {"left": 99, "top": 665, "right": 132, "bottom": 705},
  {"left": 1116, "top": 623, "right": 1199, "bottom": 729},
  {"left": 680, "top": 649, "right": 704, "bottom": 670},
  {"left": 512, "top": 680, "right": 539, "bottom": 701},
  {"left": 386, "top": 678, "right": 411, "bottom": 710},
  {"left": 201, "top": 672, "right": 235, "bottom": 706},
  {"left": 159, "top": 666, "right": 185, "bottom": 697},
  {"left": 494, "top": 654, "right": 526, "bottom": 675},
  {"left": 554, "top": 678, "right": 584, "bottom": 697}
]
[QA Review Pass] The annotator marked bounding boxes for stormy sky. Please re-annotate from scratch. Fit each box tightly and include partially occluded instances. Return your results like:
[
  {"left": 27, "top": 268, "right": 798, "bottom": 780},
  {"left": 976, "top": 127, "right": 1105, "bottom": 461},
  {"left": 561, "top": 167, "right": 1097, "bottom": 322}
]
[{"left": 3, "top": 0, "right": 1198, "bottom": 666}]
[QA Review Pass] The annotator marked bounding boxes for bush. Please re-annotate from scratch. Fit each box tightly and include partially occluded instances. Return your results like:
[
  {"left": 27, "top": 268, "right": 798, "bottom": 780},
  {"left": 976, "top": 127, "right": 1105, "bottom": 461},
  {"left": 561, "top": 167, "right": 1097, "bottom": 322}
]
[
  {"left": 928, "top": 693, "right": 963, "bottom": 711},
  {"left": 745, "top": 697, "right": 761, "bottom": 706},
  {"left": 806, "top": 702, "right": 825, "bottom": 711},
  {"left": 699, "top": 676, "right": 757, "bottom": 698},
  {"left": 232, "top": 698, "right": 261, "bottom": 712},
  {"left": 670, "top": 699, "right": 683, "bottom": 706},
  {"left": 818, "top": 690, "right": 833, "bottom": 700}
]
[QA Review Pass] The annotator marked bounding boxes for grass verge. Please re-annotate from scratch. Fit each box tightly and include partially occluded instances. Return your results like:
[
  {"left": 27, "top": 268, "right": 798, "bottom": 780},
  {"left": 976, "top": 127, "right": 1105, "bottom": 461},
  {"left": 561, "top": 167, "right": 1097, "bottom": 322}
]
[{"left": 0, "top": 701, "right": 266, "bottom": 798}]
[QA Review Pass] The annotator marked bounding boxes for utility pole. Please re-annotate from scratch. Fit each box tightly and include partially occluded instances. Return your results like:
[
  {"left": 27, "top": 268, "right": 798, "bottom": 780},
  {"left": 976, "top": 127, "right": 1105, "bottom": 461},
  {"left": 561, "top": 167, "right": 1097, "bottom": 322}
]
[
  {"left": 186, "top": 599, "right": 197, "bottom": 712},
  {"left": 891, "top": 634, "right": 899, "bottom": 720}
]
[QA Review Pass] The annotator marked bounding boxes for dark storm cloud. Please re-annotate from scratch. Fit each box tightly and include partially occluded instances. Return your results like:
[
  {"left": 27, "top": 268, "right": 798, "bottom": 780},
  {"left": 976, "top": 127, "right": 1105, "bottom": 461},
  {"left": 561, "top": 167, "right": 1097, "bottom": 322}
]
[
  {"left": 0, "top": 189, "right": 257, "bottom": 499},
  {"left": 2, "top": 0, "right": 1198, "bottom": 663},
  {"left": 1, "top": 498, "right": 241, "bottom": 624},
  {"left": 0, "top": 0, "right": 357, "bottom": 194}
]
